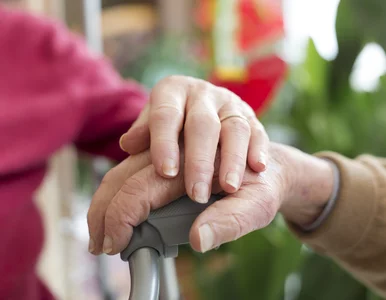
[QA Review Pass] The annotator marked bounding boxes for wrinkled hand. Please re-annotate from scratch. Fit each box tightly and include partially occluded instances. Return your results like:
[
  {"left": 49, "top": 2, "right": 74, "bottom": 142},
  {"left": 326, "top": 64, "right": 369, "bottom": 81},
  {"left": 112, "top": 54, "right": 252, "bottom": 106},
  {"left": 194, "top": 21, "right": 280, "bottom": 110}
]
[
  {"left": 87, "top": 142, "right": 334, "bottom": 255},
  {"left": 119, "top": 75, "right": 269, "bottom": 203}
]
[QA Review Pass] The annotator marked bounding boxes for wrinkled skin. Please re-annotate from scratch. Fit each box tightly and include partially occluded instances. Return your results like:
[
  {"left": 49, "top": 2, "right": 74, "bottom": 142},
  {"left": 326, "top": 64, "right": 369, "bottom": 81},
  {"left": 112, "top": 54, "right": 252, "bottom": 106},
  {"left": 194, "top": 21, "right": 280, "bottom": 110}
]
[
  {"left": 87, "top": 142, "right": 334, "bottom": 255},
  {"left": 87, "top": 76, "right": 334, "bottom": 290},
  {"left": 119, "top": 76, "right": 269, "bottom": 203}
]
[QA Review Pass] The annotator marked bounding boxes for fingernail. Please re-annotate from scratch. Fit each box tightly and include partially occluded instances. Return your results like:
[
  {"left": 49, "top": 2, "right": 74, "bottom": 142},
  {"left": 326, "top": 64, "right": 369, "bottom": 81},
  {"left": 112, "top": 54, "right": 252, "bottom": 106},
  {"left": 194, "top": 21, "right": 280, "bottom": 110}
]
[
  {"left": 193, "top": 182, "right": 209, "bottom": 203},
  {"left": 88, "top": 238, "right": 95, "bottom": 253},
  {"left": 103, "top": 236, "right": 113, "bottom": 254},
  {"left": 119, "top": 134, "right": 127, "bottom": 151},
  {"left": 162, "top": 158, "right": 178, "bottom": 177},
  {"left": 259, "top": 151, "right": 267, "bottom": 169},
  {"left": 199, "top": 224, "right": 214, "bottom": 253},
  {"left": 225, "top": 172, "right": 240, "bottom": 190}
]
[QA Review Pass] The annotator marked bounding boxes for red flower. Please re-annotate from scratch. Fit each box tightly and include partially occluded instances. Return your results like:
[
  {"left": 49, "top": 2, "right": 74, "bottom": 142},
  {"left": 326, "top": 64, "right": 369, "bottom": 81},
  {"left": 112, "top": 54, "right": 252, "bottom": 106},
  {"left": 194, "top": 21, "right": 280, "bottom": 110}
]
[
  {"left": 194, "top": 0, "right": 215, "bottom": 32},
  {"left": 211, "top": 55, "right": 287, "bottom": 116},
  {"left": 195, "top": 0, "right": 286, "bottom": 115},
  {"left": 238, "top": 0, "right": 284, "bottom": 52}
]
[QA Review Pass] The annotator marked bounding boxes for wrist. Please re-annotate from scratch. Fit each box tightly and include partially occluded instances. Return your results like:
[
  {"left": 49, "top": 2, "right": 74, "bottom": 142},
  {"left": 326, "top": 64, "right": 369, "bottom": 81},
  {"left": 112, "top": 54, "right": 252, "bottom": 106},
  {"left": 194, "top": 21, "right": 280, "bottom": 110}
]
[{"left": 271, "top": 143, "right": 335, "bottom": 228}]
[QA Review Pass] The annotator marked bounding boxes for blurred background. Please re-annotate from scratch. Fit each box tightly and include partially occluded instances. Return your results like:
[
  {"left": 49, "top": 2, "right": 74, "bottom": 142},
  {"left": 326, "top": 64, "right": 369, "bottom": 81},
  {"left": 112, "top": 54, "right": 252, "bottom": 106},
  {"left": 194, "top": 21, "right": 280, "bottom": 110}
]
[{"left": 3, "top": 0, "right": 386, "bottom": 299}]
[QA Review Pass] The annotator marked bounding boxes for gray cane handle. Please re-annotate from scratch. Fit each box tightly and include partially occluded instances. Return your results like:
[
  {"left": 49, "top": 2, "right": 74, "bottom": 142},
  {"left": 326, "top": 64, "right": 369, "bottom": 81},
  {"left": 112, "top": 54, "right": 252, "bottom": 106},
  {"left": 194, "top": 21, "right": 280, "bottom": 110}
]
[{"left": 121, "top": 194, "right": 222, "bottom": 261}]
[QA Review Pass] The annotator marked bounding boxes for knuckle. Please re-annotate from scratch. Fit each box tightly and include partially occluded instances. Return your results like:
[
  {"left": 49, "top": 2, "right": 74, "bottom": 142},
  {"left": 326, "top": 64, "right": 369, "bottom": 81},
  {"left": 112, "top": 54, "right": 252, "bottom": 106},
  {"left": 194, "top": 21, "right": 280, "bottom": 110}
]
[
  {"left": 117, "top": 177, "right": 151, "bottom": 226},
  {"left": 187, "top": 157, "right": 215, "bottom": 176},
  {"left": 158, "top": 75, "right": 185, "bottom": 87},
  {"left": 154, "top": 104, "right": 184, "bottom": 118},
  {"left": 186, "top": 111, "right": 220, "bottom": 133},
  {"left": 150, "top": 76, "right": 188, "bottom": 104},
  {"left": 189, "top": 83, "right": 218, "bottom": 104},
  {"left": 254, "top": 197, "right": 277, "bottom": 228},
  {"left": 229, "top": 211, "right": 249, "bottom": 239},
  {"left": 231, "top": 118, "right": 251, "bottom": 133},
  {"left": 150, "top": 106, "right": 183, "bottom": 126},
  {"left": 195, "top": 80, "right": 212, "bottom": 92},
  {"left": 191, "top": 78, "right": 214, "bottom": 92},
  {"left": 223, "top": 200, "right": 260, "bottom": 239},
  {"left": 222, "top": 150, "right": 246, "bottom": 167},
  {"left": 106, "top": 200, "right": 142, "bottom": 230},
  {"left": 228, "top": 93, "right": 241, "bottom": 105},
  {"left": 225, "top": 118, "right": 251, "bottom": 138},
  {"left": 104, "top": 205, "right": 119, "bottom": 229},
  {"left": 250, "top": 120, "right": 267, "bottom": 138},
  {"left": 152, "top": 139, "right": 179, "bottom": 155},
  {"left": 217, "top": 87, "right": 238, "bottom": 102},
  {"left": 153, "top": 139, "right": 179, "bottom": 154},
  {"left": 104, "top": 202, "right": 129, "bottom": 237},
  {"left": 241, "top": 100, "right": 255, "bottom": 114},
  {"left": 121, "top": 176, "right": 148, "bottom": 198}
]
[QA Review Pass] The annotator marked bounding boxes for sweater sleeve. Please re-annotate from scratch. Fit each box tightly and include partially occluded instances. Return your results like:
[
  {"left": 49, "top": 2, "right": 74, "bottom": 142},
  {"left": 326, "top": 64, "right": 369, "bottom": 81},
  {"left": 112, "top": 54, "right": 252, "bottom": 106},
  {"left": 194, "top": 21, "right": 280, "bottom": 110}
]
[
  {"left": 288, "top": 152, "right": 386, "bottom": 297},
  {"left": 0, "top": 7, "right": 147, "bottom": 174}
]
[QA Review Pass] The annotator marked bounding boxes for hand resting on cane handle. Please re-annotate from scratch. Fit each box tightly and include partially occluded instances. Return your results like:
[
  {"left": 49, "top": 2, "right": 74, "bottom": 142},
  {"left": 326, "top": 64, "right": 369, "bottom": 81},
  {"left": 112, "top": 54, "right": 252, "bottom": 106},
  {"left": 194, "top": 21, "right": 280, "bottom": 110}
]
[{"left": 87, "top": 142, "right": 334, "bottom": 256}]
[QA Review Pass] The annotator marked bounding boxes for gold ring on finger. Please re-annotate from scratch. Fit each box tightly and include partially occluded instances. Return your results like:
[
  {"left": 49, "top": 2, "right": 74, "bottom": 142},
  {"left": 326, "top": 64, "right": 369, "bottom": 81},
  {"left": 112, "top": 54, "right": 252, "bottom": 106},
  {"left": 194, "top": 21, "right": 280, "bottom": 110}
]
[{"left": 219, "top": 114, "right": 249, "bottom": 123}]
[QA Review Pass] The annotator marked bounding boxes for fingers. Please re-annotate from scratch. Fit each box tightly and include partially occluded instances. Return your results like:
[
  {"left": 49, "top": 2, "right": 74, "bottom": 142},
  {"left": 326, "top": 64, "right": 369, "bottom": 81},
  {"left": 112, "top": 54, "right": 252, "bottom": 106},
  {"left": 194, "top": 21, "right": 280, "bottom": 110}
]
[
  {"left": 240, "top": 101, "right": 269, "bottom": 172},
  {"left": 184, "top": 89, "right": 221, "bottom": 204},
  {"left": 247, "top": 117, "right": 269, "bottom": 172},
  {"left": 122, "top": 76, "right": 269, "bottom": 186},
  {"left": 189, "top": 188, "right": 279, "bottom": 253},
  {"left": 87, "top": 151, "right": 151, "bottom": 255},
  {"left": 218, "top": 102, "right": 251, "bottom": 193},
  {"left": 147, "top": 76, "right": 190, "bottom": 178},
  {"left": 120, "top": 103, "right": 151, "bottom": 154},
  {"left": 102, "top": 164, "right": 186, "bottom": 255}
]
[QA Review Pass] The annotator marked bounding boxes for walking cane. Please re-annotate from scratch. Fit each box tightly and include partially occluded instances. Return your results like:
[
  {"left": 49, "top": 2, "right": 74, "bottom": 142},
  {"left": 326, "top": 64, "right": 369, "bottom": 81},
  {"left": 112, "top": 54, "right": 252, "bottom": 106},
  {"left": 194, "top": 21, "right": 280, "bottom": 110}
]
[{"left": 120, "top": 194, "right": 222, "bottom": 300}]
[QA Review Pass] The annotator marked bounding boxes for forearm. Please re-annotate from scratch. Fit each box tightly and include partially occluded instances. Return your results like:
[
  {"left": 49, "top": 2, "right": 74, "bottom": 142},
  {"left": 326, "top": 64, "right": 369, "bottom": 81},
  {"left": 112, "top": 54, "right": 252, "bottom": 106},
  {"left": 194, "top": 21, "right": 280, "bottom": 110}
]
[
  {"left": 0, "top": 7, "right": 147, "bottom": 165},
  {"left": 275, "top": 143, "right": 386, "bottom": 297}
]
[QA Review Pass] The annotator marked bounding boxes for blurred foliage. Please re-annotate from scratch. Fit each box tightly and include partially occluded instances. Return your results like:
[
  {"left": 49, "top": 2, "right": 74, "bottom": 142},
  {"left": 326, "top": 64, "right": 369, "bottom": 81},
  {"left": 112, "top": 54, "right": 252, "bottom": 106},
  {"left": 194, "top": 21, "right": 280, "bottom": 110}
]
[
  {"left": 121, "top": 35, "right": 210, "bottom": 88},
  {"left": 256, "top": 0, "right": 386, "bottom": 299},
  {"left": 264, "top": 0, "right": 386, "bottom": 159},
  {"left": 194, "top": 217, "right": 304, "bottom": 300}
]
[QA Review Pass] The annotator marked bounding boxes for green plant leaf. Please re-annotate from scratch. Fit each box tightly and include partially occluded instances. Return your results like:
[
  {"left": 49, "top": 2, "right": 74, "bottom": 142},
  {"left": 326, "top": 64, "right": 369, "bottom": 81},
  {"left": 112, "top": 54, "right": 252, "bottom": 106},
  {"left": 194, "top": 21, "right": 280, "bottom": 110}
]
[{"left": 297, "top": 254, "right": 368, "bottom": 300}]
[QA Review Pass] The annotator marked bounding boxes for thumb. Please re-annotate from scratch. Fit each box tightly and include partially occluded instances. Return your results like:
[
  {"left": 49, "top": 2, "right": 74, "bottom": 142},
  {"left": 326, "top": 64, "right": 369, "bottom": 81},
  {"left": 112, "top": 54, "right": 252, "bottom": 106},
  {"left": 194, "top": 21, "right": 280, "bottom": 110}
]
[{"left": 189, "top": 188, "right": 279, "bottom": 253}]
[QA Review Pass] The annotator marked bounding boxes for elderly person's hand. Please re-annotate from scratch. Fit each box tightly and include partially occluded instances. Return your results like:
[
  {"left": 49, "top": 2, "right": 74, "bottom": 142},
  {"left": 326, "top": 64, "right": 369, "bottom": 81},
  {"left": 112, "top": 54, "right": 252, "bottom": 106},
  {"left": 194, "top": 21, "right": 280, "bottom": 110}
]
[
  {"left": 87, "top": 142, "right": 334, "bottom": 255},
  {"left": 119, "top": 75, "right": 268, "bottom": 203}
]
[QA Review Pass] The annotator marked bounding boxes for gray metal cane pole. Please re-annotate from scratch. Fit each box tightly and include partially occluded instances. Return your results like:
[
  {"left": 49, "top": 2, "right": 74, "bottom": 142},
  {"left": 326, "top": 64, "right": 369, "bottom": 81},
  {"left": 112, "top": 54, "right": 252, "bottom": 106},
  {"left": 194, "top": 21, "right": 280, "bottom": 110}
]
[
  {"left": 122, "top": 195, "right": 223, "bottom": 300},
  {"left": 128, "top": 254, "right": 181, "bottom": 300},
  {"left": 129, "top": 248, "right": 160, "bottom": 300},
  {"left": 159, "top": 258, "right": 181, "bottom": 300}
]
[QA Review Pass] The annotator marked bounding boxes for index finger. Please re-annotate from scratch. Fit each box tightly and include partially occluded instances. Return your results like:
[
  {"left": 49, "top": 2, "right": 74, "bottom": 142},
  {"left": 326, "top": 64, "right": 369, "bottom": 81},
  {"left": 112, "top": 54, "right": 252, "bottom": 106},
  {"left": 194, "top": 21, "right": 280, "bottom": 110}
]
[
  {"left": 87, "top": 151, "right": 151, "bottom": 255},
  {"left": 102, "top": 164, "right": 186, "bottom": 255}
]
